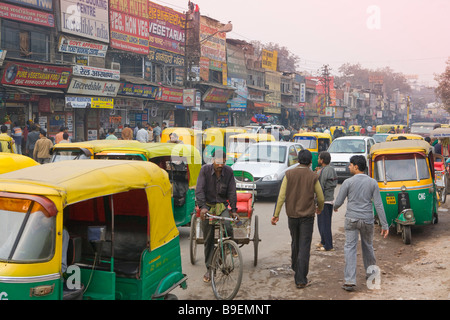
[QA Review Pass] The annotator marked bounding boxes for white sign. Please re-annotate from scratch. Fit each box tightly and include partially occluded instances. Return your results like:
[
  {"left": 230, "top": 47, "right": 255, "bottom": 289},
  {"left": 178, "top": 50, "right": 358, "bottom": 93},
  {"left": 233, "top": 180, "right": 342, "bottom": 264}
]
[
  {"left": 183, "top": 89, "right": 196, "bottom": 107},
  {"left": 73, "top": 65, "right": 120, "bottom": 81},
  {"left": 65, "top": 96, "right": 91, "bottom": 108},
  {"left": 67, "top": 77, "right": 119, "bottom": 97},
  {"left": 58, "top": 36, "right": 108, "bottom": 57},
  {"left": 60, "top": 0, "right": 109, "bottom": 43},
  {"left": 300, "top": 83, "right": 306, "bottom": 103}
]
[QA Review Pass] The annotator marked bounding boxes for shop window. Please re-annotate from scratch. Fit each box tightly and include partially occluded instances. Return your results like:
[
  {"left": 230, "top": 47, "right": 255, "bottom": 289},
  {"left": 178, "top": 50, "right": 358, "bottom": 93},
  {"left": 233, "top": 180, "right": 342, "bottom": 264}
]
[
  {"left": 1, "top": 21, "right": 49, "bottom": 62},
  {"left": 111, "top": 55, "right": 143, "bottom": 77}
]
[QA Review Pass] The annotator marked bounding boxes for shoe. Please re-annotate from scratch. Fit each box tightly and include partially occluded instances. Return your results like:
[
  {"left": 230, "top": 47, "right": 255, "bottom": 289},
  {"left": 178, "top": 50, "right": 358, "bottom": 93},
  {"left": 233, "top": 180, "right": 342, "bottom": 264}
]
[
  {"left": 296, "top": 280, "right": 311, "bottom": 289},
  {"left": 315, "top": 242, "right": 324, "bottom": 248},
  {"left": 203, "top": 271, "right": 211, "bottom": 283},
  {"left": 316, "top": 246, "right": 335, "bottom": 252},
  {"left": 342, "top": 283, "right": 355, "bottom": 291}
]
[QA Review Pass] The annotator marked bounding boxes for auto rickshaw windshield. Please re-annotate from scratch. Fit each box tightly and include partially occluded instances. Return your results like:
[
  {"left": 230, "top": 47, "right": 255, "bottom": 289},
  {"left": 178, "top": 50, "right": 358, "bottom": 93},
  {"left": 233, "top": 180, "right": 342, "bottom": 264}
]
[
  {"left": 294, "top": 137, "right": 317, "bottom": 149},
  {"left": 328, "top": 139, "right": 366, "bottom": 153},
  {"left": 228, "top": 139, "right": 255, "bottom": 154},
  {"left": 52, "top": 149, "right": 91, "bottom": 162},
  {"left": 0, "top": 198, "right": 55, "bottom": 262},
  {"left": 374, "top": 154, "right": 430, "bottom": 182}
]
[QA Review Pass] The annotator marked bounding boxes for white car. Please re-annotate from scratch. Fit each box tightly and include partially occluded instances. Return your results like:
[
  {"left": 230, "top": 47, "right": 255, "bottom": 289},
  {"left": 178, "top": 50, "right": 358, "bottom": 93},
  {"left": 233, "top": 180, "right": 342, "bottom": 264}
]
[
  {"left": 245, "top": 124, "right": 290, "bottom": 140},
  {"left": 328, "top": 136, "right": 376, "bottom": 180},
  {"left": 232, "top": 141, "right": 303, "bottom": 198}
]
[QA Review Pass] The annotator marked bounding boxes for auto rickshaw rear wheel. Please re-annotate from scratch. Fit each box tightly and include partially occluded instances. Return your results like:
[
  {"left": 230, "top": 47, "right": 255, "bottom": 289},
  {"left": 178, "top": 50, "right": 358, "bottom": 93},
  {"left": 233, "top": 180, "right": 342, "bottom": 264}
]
[{"left": 190, "top": 213, "right": 198, "bottom": 265}]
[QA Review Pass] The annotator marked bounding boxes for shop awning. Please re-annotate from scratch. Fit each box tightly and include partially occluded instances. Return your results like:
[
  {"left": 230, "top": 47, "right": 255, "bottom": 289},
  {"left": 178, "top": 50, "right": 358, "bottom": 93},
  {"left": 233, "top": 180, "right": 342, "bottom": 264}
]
[{"left": 1, "top": 84, "right": 65, "bottom": 95}]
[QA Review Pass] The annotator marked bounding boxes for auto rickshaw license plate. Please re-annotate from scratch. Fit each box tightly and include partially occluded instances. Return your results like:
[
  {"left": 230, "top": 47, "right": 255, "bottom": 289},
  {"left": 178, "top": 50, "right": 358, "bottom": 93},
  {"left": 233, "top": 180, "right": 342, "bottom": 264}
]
[{"left": 386, "top": 196, "right": 396, "bottom": 204}]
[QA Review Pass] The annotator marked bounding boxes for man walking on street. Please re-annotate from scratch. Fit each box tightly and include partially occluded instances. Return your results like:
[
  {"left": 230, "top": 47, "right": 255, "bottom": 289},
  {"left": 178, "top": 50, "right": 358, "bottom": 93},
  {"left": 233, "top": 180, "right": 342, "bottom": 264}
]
[
  {"left": 195, "top": 150, "right": 239, "bottom": 283},
  {"left": 333, "top": 155, "right": 389, "bottom": 292},
  {"left": 26, "top": 124, "right": 40, "bottom": 157},
  {"left": 271, "top": 149, "right": 324, "bottom": 288},
  {"left": 33, "top": 130, "right": 53, "bottom": 164},
  {"left": 316, "top": 151, "right": 338, "bottom": 251}
]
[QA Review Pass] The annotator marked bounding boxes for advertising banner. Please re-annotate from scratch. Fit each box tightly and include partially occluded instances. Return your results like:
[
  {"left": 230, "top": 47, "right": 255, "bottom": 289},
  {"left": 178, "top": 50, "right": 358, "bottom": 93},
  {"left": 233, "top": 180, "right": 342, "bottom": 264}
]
[
  {"left": 4, "top": 0, "right": 53, "bottom": 11},
  {"left": 155, "top": 86, "right": 183, "bottom": 104},
  {"left": 262, "top": 49, "right": 278, "bottom": 71},
  {"left": 226, "top": 45, "right": 247, "bottom": 79},
  {"left": 148, "top": 1, "right": 185, "bottom": 56},
  {"left": 110, "top": 9, "right": 149, "bottom": 54},
  {"left": 73, "top": 65, "right": 120, "bottom": 81},
  {"left": 227, "top": 78, "right": 247, "bottom": 112},
  {"left": 1, "top": 62, "right": 71, "bottom": 88},
  {"left": 67, "top": 77, "right": 120, "bottom": 97},
  {"left": 203, "top": 87, "right": 233, "bottom": 104},
  {"left": 200, "top": 16, "right": 226, "bottom": 63},
  {"left": 117, "top": 82, "right": 158, "bottom": 99},
  {"left": 60, "top": 0, "right": 109, "bottom": 43},
  {"left": 110, "top": 0, "right": 147, "bottom": 18},
  {"left": 65, "top": 96, "right": 113, "bottom": 108},
  {"left": 0, "top": 2, "right": 54, "bottom": 27},
  {"left": 58, "top": 36, "right": 108, "bottom": 57}
]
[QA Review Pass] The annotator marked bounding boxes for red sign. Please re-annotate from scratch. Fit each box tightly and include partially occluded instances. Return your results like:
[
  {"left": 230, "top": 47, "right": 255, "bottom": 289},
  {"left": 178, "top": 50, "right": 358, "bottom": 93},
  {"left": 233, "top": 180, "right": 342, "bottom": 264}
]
[
  {"left": 155, "top": 87, "right": 183, "bottom": 104},
  {"left": 203, "top": 87, "right": 234, "bottom": 104},
  {"left": 0, "top": 2, "right": 54, "bottom": 27},
  {"left": 1, "top": 62, "right": 71, "bottom": 88},
  {"left": 110, "top": 10, "right": 149, "bottom": 54}
]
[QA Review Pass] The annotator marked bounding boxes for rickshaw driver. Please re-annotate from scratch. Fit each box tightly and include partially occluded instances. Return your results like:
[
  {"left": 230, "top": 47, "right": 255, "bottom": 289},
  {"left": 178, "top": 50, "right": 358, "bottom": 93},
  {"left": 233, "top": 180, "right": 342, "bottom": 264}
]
[{"left": 195, "top": 150, "right": 239, "bottom": 283}]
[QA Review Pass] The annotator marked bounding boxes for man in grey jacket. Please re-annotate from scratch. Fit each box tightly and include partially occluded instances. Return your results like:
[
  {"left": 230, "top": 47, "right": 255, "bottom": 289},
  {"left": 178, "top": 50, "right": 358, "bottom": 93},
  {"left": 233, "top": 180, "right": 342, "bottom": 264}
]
[
  {"left": 334, "top": 155, "right": 389, "bottom": 292},
  {"left": 316, "top": 151, "right": 338, "bottom": 251}
]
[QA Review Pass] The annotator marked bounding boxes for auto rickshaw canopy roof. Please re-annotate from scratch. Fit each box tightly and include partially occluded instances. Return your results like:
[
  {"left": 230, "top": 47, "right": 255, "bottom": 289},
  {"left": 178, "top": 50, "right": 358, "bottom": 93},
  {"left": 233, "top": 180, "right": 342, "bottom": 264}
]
[
  {"left": 430, "top": 127, "right": 450, "bottom": 138},
  {"left": 385, "top": 133, "right": 424, "bottom": 141},
  {"left": 228, "top": 133, "right": 276, "bottom": 141},
  {"left": 203, "top": 127, "right": 247, "bottom": 146},
  {"left": 96, "top": 142, "right": 202, "bottom": 187},
  {"left": 370, "top": 140, "right": 433, "bottom": 157},
  {"left": 293, "top": 132, "right": 332, "bottom": 140},
  {"left": 52, "top": 139, "right": 137, "bottom": 153},
  {"left": 0, "top": 153, "right": 39, "bottom": 174},
  {"left": 0, "top": 160, "right": 177, "bottom": 251}
]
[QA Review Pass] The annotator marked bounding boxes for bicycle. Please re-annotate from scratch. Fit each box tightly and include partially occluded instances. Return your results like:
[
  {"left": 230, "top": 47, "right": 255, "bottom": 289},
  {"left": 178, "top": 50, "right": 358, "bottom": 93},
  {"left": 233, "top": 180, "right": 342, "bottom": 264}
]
[{"left": 206, "top": 212, "right": 243, "bottom": 300}]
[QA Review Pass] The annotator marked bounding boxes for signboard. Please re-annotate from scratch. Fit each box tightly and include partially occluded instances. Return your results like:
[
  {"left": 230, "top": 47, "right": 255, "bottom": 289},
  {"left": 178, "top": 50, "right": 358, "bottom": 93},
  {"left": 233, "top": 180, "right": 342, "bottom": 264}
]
[
  {"left": 200, "top": 16, "right": 226, "bottom": 63},
  {"left": 66, "top": 96, "right": 113, "bottom": 108},
  {"left": 117, "top": 82, "right": 158, "bottom": 99},
  {"left": 60, "top": 0, "right": 109, "bottom": 43},
  {"left": 155, "top": 87, "right": 183, "bottom": 104},
  {"left": 0, "top": 2, "right": 54, "bottom": 27},
  {"left": 148, "top": 1, "right": 185, "bottom": 56},
  {"left": 110, "top": 0, "right": 147, "bottom": 18},
  {"left": 300, "top": 83, "right": 306, "bottom": 103},
  {"left": 110, "top": 10, "right": 149, "bottom": 54},
  {"left": 203, "top": 87, "right": 233, "bottom": 104},
  {"left": 227, "top": 78, "right": 247, "bottom": 112},
  {"left": 73, "top": 65, "right": 120, "bottom": 81},
  {"left": 262, "top": 49, "right": 278, "bottom": 71},
  {"left": 1, "top": 62, "right": 71, "bottom": 88},
  {"left": 58, "top": 36, "right": 108, "bottom": 57},
  {"left": 4, "top": 0, "right": 53, "bottom": 11},
  {"left": 67, "top": 77, "right": 120, "bottom": 97},
  {"left": 0, "top": 50, "right": 6, "bottom": 67},
  {"left": 226, "top": 45, "right": 247, "bottom": 79}
]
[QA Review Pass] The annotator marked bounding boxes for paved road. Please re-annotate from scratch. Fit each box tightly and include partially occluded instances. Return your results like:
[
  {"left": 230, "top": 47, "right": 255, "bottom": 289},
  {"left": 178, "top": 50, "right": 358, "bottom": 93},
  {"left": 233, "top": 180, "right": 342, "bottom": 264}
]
[{"left": 172, "top": 185, "right": 347, "bottom": 300}]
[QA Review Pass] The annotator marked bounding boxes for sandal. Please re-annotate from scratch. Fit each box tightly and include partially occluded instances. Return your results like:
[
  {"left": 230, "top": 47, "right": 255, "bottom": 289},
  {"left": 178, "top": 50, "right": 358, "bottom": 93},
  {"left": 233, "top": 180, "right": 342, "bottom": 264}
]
[
  {"left": 203, "top": 271, "right": 211, "bottom": 283},
  {"left": 317, "top": 247, "right": 335, "bottom": 252},
  {"left": 296, "top": 280, "right": 311, "bottom": 289}
]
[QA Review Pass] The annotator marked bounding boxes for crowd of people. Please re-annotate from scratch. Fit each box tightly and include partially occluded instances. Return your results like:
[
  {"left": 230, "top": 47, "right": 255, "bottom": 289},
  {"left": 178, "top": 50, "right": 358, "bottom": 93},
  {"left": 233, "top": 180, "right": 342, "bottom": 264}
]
[{"left": 99, "top": 122, "right": 179, "bottom": 143}]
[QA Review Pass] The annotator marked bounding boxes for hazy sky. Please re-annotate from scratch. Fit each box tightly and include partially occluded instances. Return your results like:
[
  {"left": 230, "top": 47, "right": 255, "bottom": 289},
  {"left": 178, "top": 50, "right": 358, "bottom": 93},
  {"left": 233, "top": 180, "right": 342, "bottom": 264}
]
[{"left": 153, "top": 0, "right": 450, "bottom": 86}]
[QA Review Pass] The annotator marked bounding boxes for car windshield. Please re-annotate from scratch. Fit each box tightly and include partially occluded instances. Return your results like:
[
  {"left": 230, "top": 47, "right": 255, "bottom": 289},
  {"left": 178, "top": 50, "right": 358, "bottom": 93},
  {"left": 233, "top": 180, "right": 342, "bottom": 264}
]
[
  {"left": 411, "top": 125, "right": 435, "bottom": 134},
  {"left": 294, "top": 137, "right": 316, "bottom": 149},
  {"left": 374, "top": 154, "right": 430, "bottom": 182},
  {"left": 236, "top": 145, "right": 287, "bottom": 163},
  {"left": 228, "top": 139, "right": 256, "bottom": 154},
  {"left": 328, "top": 139, "right": 366, "bottom": 153},
  {"left": 0, "top": 197, "right": 55, "bottom": 262},
  {"left": 52, "top": 150, "right": 91, "bottom": 162},
  {"left": 373, "top": 135, "right": 388, "bottom": 143}
]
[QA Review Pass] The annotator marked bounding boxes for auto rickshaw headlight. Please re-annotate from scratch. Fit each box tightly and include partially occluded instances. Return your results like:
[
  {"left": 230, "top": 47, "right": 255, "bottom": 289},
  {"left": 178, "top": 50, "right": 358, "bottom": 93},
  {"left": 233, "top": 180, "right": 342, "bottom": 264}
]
[{"left": 404, "top": 209, "right": 414, "bottom": 220}]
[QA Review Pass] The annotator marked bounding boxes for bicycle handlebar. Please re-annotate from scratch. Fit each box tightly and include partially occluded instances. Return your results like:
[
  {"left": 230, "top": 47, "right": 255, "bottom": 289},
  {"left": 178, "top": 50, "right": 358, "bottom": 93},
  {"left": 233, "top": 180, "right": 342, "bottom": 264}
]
[{"left": 206, "top": 212, "right": 238, "bottom": 222}]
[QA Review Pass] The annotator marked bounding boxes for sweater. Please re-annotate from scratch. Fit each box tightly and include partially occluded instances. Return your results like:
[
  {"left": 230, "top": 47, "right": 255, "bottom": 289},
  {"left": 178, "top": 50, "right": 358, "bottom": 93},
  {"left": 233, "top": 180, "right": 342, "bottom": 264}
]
[{"left": 33, "top": 137, "right": 53, "bottom": 159}]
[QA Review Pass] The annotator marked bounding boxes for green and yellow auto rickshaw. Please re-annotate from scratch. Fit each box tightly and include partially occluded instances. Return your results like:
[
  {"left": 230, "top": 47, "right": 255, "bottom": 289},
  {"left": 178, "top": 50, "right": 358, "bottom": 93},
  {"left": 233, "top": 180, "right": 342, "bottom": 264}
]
[
  {"left": 226, "top": 133, "right": 275, "bottom": 165},
  {"left": 95, "top": 142, "right": 201, "bottom": 227},
  {"left": 202, "top": 127, "right": 247, "bottom": 164},
  {"left": 0, "top": 160, "right": 187, "bottom": 300},
  {"left": 369, "top": 140, "right": 439, "bottom": 244},
  {"left": 0, "top": 153, "right": 39, "bottom": 173},
  {"left": 347, "top": 125, "right": 361, "bottom": 136},
  {"left": 161, "top": 127, "right": 203, "bottom": 148},
  {"left": 50, "top": 140, "right": 137, "bottom": 162},
  {"left": 385, "top": 133, "right": 424, "bottom": 142},
  {"left": 292, "top": 132, "right": 332, "bottom": 170}
]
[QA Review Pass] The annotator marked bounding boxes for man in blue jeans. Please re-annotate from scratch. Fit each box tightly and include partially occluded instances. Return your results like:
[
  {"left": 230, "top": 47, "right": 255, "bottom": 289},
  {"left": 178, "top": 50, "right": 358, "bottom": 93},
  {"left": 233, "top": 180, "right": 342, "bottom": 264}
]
[{"left": 334, "top": 155, "right": 389, "bottom": 291}]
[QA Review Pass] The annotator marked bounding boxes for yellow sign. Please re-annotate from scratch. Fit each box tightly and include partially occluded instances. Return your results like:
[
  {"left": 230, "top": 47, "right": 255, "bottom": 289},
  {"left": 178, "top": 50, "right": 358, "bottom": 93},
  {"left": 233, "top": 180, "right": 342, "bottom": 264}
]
[
  {"left": 386, "top": 196, "right": 396, "bottom": 205},
  {"left": 91, "top": 98, "right": 114, "bottom": 109},
  {"left": 262, "top": 49, "right": 278, "bottom": 71}
]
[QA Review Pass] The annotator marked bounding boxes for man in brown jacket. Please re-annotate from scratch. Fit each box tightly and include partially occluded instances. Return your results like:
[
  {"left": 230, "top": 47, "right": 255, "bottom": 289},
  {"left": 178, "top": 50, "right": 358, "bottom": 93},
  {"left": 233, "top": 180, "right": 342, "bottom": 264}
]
[
  {"left": 271, "top": 149, "right": 324, "bottom": 288},
  {"left": 33, "top": 130, "right": 53, "bottom": 164}
]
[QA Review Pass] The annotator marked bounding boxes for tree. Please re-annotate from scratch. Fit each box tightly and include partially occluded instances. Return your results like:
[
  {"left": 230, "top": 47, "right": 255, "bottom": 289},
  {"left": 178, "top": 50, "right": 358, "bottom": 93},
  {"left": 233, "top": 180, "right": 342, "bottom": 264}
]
[
  {"left": 250, "top": 41, "right": 300, "bottom": 72},
  {"left": 435, "top": 58, "right": 450, "bottom": 112}
]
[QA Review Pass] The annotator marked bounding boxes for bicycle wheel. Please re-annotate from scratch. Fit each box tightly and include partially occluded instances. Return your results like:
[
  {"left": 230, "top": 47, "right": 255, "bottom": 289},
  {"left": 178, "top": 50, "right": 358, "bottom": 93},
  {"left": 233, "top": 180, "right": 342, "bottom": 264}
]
[{"left": 210, "top": 239, "right": 243, "bottom": 300}]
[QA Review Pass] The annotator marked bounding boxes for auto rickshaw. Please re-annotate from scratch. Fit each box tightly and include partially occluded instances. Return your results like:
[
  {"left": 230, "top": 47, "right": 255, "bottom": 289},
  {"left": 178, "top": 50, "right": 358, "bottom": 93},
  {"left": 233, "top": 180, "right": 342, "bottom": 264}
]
[
  {"left": 330, "top": 126, "right": 346, "bottom": 137},
  {"left": 293, "top": 132, "right": 332, "bottom": 170},
  {"left": 369, "top": 140, "right": 439, "bottom": 244},
  {"left": 430, "top": 127, "right": 450, "bottom": 203},
  {"left": 375, "top": 124, "right": 398, "bottom": 134},
  {"left": 94, "top": 142, "right": 201, "bottom": 227},
  {"left": 0, "top": 160, "right": 187, "bottom": 300},
  {"left": 226, "top": 133, "right": 275, "bottom": 165},
  {"left": 385, "top": 133, "right": 424, "bottom": 142},
  {"left": 202, "top": 127, "right": 246, "bottom": 164},
  {"left": 0, "top": 153, "right": 39, "bottom": 173},
  {"left": 347, "top": 125, "right": 361, "bottom": 136},
  {"left": 161, "top": 127, "right": 202, "bottom": 148},
  {"left": 50, "top": 140, "right": 137, "bottom": 162}
]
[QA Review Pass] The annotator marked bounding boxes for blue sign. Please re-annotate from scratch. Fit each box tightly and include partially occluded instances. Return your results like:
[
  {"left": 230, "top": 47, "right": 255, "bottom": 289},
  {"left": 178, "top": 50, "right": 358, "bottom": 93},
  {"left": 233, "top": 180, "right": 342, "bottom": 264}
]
[{"left": 4, "top": 0, "right": 53, "bottom": 11}]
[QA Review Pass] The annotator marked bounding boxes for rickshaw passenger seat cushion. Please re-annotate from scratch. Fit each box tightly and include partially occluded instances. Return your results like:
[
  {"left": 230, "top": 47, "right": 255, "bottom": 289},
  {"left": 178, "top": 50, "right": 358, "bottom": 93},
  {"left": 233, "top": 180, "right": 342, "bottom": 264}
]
[
  {"left": 435, "top": 162, "right": 444, "bottom": 171},
  {"left": 236, "top": 193, "right": 252, "bottom": 202}
]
